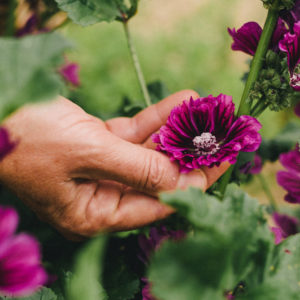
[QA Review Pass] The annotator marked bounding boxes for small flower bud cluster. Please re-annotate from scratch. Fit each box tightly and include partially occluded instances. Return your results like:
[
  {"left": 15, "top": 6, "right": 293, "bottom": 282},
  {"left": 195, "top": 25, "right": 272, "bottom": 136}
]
[
  {"left": 261, "top": 0, "right": 295, "bottom": 10},
  {"left": 249, "top": 50, "right": 298, "bottom": 115}
]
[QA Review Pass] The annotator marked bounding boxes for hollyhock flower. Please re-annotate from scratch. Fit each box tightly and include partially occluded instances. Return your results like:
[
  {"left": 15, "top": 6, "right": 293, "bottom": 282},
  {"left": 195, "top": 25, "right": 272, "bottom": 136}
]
[
  {"left": 280, "top": 0, "right": 300, "bottom": 31},
  {"left": 0, "top": 127, "right": 15, "bottom": 161},
  {"left": 138, "top": 226, "right": 185, "bottom": 265},
  {"left": 240, "top": 153, "right": 263, "bottom": 175},
  {"left": 152, "top": 95, "right": 262, "bottom": 173},
  {"left": 279, "top": 21, "right": 300, "bottom": 90},
  {"left": 141, "top": 278, "right": 157, "bottom": 300},
  {"left": 228, "top": 20, "right": 288, "bottom": 56},
  {"left": 138, "top": 226, "right": 185, "bottom": 300},
  {"left": 59, "top": 62, "right": 80, "bottom": 86},
  {"left": 277, "top": 145, "right": 300, "bottom": 203},
  {"left": 271, "top": 212, "right": 299, "bottom": 244},
  {"left": 0, "top": 206, "right": 47, "bottom": 297}
]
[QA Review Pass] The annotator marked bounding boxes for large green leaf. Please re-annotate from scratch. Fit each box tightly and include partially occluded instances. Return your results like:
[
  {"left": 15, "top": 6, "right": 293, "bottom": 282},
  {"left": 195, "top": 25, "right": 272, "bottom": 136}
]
[
  {"left": 148, "top": 234, "right": 232, "bottom": 300},
  {"left": 150, "top": 186, "right": 275, "bottom": 300},
  {"left": 55, "top": 0, "right": 139, "bottom": 26},
  {"left": 66, "top": 236, "right": 107, "bottom": 300},
  {"left": 0, "top": 33, "right": 71, "bottom": 119}
]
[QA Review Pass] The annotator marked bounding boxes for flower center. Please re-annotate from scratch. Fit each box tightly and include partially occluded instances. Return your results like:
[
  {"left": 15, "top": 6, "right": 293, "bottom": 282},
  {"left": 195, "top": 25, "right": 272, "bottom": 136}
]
[
  {"left": 290, "top": 73, "right": 300, "bottom": 87},
  {"left": 192, "top": 132, "right": 220, "bottom": 156}
]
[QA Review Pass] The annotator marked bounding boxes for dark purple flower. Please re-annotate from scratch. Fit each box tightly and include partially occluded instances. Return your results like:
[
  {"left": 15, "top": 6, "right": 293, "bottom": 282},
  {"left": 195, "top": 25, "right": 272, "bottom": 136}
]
[
  {"left": 280, "top": 0, "right": 300, "bottom": 31},
  {"left": 59, "top": 63, "right": 80, "bottom": 86},
  {"left": 240, "top": 153, "right": 263, "bottom": 175},
  {"left": 294, "top": 101, "right": 300, "bottom": 117},
  {"left": 277, "top": 146, "right": 300, "bottom": 203},
  {"left": 141, "top": 278, "right": 157, "bottom": 300},
  {"left": 16, "top": 15, "right": 39, "bottom": 37},
  {"left": 0, "top": 206, "right": 47, "bottom": 297},
  {"left": 138, "top": 226, "right": 185, "bottom": 264},
  {"left": 228, "top": 20, "right": 288, "bottom": 56},
  {"left": 279, "top": 21, "right": 300, "bottom": 90},
  {"left": 152, "top": 95, "right": 262, "bottom": 173},
  {"left": 0, "top": 127, "right": 15, "bottom": 161},
  {"left": 138, "top": 227, "right": 185, "bottom": 300},
  {"left": 273, "top": 212, "right": 299, "bottom": 237}
]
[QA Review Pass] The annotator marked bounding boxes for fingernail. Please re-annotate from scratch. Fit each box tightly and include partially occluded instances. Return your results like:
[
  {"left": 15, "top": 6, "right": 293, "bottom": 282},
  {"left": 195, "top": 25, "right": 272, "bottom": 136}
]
[{"left": 177, "top": 170, "right": 207, "bottom": 190}]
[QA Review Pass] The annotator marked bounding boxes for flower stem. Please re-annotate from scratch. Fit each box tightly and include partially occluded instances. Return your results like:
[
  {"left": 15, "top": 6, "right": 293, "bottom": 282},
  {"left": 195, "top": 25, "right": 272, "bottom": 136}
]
[
  {"left": 123, "top": 22, "right": 152, "bottom": 107},
  {"left": 257, "top": 173, "right": 278, "bottom": 212},
  {"left": 218, "top": 2, "right": 280, "bottom": 198},
  {"left": 237, "top": 3, "right": 279, "bottom": 116}
]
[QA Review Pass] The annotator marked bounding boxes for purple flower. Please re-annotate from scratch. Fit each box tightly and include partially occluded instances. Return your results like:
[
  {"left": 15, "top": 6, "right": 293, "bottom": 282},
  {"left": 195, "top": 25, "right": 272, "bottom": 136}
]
[
  {"left": 0, "top": 206, "right": 47, "bottom": 297},
  {"left": 138, "top": 226, "right": 185, "bottom": 300},
  {"left": 277, "top": 146, "right": 300, "bottom": 203},
  {"left": 271, "top": 226, "right": 284, "bottom": 245},
  {"left": 279, "top": 21, "right": 300, "bottom": 90},
  {"left": 138, "top": 226, "right": 185, "bottom": 264},
  {"left": 141, "top": 278, "right": 157, "bottom": 300},
  {"left": 228, "top": 20, "right": 288, "bottom": 56},
  {"left": 271, "top": 212, "right": 299, "bottom": 244},
  {"left": 152, "top": 95, "right": 262, "bottom": 173},
  {"left": 0, "top": 127, "right": 15, "bottom": 161},
  {"left": 240, "top": 153, "right": 263, "bottom": 175},
  {"left": 280, "top": 0, "right": 300, "bottom": 31},
  {"left": 16, "top": 15, "right": 39, "bottom": 37},
  {"left": 59, "top": 62, "right": 80, "bottom": 86}
]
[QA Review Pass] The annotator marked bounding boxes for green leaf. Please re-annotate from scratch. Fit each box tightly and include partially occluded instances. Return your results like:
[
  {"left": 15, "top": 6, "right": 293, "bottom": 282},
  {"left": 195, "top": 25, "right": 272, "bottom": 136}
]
[
  {"left": 55, "top": 0, "right": 139, "bottom": 26},
  {"left": 241, "top": 234, "right": 300, "bottom": 300},
  {"left": 0, "top": 33, "right": 71, "bottom": 119},
  {"left": 0, "top": 287, "right": 58, "bottom": 300},
  {"left": 66, "top": 236, "right": 107, "bottom": 300},
  {"left": 148, "top": 234, "right": 232, "bottom": 300}
]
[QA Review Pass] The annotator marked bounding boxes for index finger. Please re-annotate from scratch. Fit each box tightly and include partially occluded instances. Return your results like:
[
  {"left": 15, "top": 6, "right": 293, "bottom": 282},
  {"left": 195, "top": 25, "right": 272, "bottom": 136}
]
[{"left": 105, "top": 89, "right": 200, "bottom": 143}]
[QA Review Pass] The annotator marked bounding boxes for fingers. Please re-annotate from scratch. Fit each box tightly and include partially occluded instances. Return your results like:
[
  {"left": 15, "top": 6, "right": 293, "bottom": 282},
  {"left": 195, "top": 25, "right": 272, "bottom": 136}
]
[{"left": 105, "top": 89, "right": 200, "bottom": 143}]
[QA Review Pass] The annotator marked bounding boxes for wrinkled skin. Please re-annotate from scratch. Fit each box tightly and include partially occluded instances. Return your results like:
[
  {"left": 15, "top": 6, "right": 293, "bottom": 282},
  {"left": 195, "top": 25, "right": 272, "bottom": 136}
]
[{"left": 0, "top": 90, "right": 229, "bottom": 240}]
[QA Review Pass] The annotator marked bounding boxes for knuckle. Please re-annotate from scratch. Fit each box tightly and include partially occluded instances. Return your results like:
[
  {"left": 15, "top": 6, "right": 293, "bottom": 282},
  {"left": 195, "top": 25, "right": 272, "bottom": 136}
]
[{"left": 142, "top": 154, "right": 165, "bottom": 191}]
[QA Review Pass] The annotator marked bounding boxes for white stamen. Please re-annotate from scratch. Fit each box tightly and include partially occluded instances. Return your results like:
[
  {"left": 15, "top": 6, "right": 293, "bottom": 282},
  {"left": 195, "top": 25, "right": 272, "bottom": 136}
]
[{"left": 193, "top": 132, "right": 220, "bottom": 156}]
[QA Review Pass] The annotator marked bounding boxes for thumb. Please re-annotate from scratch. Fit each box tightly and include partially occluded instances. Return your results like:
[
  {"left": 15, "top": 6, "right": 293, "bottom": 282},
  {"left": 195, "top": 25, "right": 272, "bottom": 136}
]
[{"left": 69, "top": 130, "right": 225, "bottom": 194}]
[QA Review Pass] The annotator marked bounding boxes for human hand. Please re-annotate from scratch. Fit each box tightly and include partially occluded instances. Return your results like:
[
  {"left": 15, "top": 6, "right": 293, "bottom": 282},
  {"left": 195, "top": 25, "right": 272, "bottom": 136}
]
[{"left": 0, "top": 90, "right": 229, "bottom": 240}]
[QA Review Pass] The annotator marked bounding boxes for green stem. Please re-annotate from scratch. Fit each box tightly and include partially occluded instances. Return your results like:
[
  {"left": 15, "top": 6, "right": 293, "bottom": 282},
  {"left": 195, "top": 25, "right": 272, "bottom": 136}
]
[
  {"left": 4, "top": 0, "right": 16, "bottom": 36},
  {"left": 257, "top": 173, "right": 278, "bottom": 212},
  {"left": 123, "top": 22, "right": 152, "bottom": 107},
  {"left": 218, "top": 2, "right": 280, "bottom": 199},
  {"left": 237, "top": 4, "right": 279, "bottom": 116},
  {"left": 238, "top": 6, "right": 279, "bottom": 116}
]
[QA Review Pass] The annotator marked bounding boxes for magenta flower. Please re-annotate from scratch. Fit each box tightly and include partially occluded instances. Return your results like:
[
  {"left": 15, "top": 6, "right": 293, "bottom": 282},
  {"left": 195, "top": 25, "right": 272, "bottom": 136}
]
[
  {"left": 138, "top": 226, "right": 185, "bottom": 300},
  {"left": 240, "top": 153, "right": 263, "bottom": 175},
  {"left": 279, "top": 21, "right": 300, "bottom": 90},
  {"left": 152, "top": 95, "right": 262, "bottom": 173},
  {"left": 59, "top": 62, "right": 80, "bottom": 86},
  {"left": 271, "top": 212, "right": 299, "bottom": 244},
  {"left": 280, "top": 0, "right": 300, "bottom": 31},
  {"left": 228, "top": 20, "right": 288, "bottom": 56},
  {"left": 138, "top": 226, "right": 185, "bottom": 265},
  {"left": 0, "top": 127, "right": 15, "bottom": 161},
  {"left": 0, "top": 206, "right": 47, "bottom": 297},
  {"left": 277, "top": 146, "right": 300, "bottom": 203}
]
